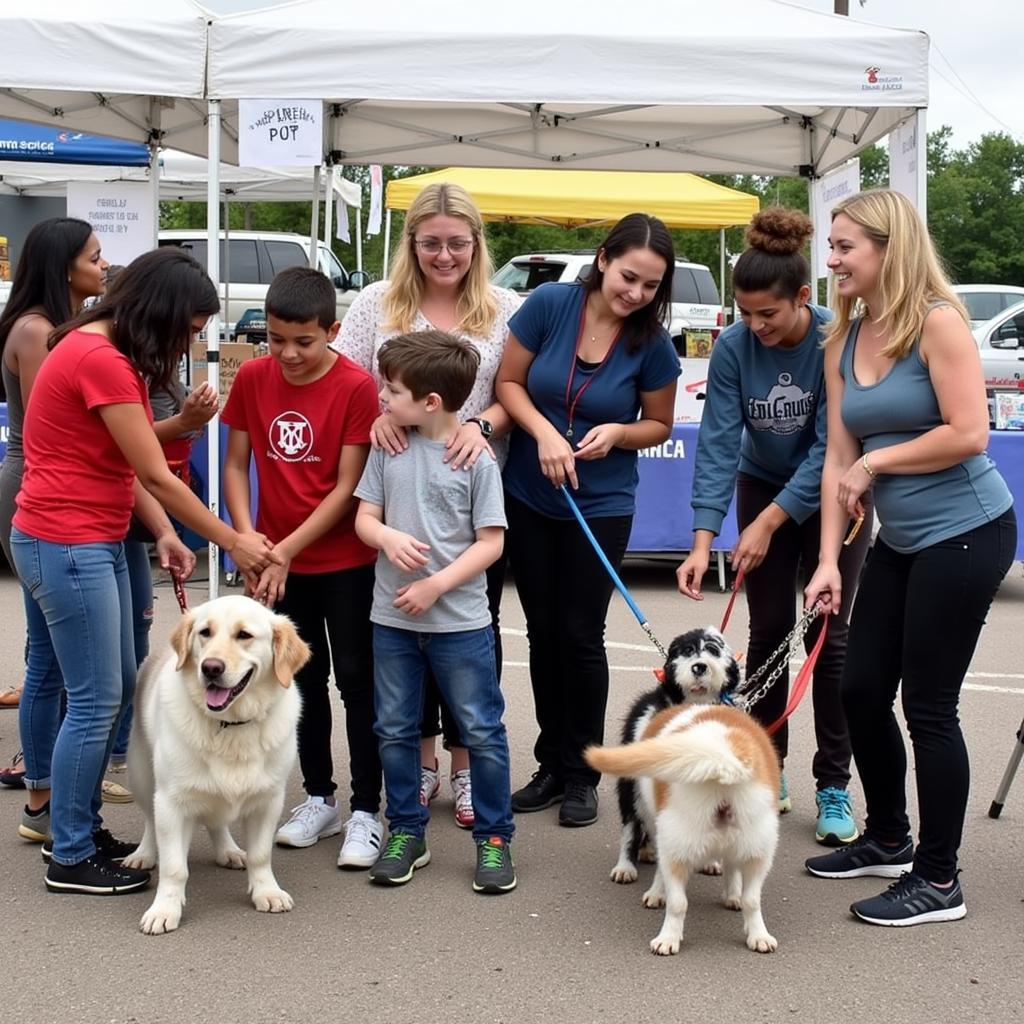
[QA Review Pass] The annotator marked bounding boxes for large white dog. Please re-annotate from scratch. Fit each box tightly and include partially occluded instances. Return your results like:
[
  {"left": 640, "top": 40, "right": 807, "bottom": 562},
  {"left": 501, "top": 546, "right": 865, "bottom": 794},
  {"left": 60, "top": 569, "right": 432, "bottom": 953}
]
[{"left": 124, "top": 595, "right": 310, "bottom": 935}]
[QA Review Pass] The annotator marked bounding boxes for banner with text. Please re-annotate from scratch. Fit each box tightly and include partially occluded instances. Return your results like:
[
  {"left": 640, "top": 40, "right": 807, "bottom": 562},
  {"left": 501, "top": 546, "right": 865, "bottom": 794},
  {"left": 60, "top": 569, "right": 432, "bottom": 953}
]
[
  {"left": 889, "top": 117, "right": 920, "bottom": 208},
  {"left": 238, "top": 99, "right": 322, "bottom": 167},
  {"left": 811, "top": 159, "right": 860, "bottom": 276},
  {"left": 66, "top": 181, "right": 155, "bottom": 266}
]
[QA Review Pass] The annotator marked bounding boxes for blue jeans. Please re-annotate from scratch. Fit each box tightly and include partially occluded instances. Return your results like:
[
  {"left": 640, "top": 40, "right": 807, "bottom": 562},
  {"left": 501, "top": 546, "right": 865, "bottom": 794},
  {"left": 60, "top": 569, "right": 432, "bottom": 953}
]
[
  {"left": 373, "top": 624, "right": 513, "bottom": 843},
  {"left": 110, "top": 540, "right": 154, "bottom": 761},
  {"left": 11, "top": 528, "right": 136, "bottom": 865}
]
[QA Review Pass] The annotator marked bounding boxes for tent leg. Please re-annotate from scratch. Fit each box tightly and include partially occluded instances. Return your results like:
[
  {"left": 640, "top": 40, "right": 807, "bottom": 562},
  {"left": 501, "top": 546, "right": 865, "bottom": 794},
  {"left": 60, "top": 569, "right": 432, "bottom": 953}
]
[
  {"left": 206, "top": 99, "right": 222, "bottom": 601},
  {"left": 382, "top": 209, "right": 392, "bottom": 279},
  {"left": 309, "top": 165, "right": 322, "bottom": 269},
  {"left": 356, "top": 207, "right": 364, "bottom": 272},
  {"left": 719, "top": 227, "right": 726, "bottom": 317}
]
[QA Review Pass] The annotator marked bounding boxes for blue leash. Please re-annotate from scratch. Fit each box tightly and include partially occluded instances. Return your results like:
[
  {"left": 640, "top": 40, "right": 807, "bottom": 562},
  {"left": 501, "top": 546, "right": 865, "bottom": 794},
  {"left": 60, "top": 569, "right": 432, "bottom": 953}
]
[{"left": 559, "top": 484, "right": 668, "bottom": 660}]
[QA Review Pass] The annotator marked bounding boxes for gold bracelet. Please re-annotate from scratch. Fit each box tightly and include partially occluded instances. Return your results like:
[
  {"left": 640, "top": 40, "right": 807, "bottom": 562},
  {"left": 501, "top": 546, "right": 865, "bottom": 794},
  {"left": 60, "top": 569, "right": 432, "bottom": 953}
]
[{"left": 862, "top": 453, "right": 877, "bottom": 479}]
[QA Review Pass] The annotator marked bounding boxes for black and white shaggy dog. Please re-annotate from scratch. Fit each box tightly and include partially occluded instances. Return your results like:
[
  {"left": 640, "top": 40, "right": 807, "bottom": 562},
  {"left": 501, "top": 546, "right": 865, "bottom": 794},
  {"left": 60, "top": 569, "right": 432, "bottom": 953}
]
[{"left": 610, "top": 626, "right": 741, "bottom": 884}]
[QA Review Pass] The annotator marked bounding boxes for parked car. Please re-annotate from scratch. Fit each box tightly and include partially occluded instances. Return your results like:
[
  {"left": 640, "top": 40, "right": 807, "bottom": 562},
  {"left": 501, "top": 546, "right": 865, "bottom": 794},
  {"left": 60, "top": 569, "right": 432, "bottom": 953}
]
[
  {"left": 974, "top": 299, "right": 1024, "bottom": 394},
  {"left": 953, "top": 284, "right": 1024, "bottom": 329},
  {"left": 491, "top": 251, "right": 723, "bottom": 352},
  {"left": 158, "top": 230, "right": 371, "bottom": 333}
]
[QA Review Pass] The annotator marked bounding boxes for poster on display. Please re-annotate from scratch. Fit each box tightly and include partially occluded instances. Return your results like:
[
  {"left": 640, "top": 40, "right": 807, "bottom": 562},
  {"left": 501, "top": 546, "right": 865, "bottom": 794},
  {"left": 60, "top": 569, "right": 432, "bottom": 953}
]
[
  {"left": 674, "top": 358, "right": 710, "bottom": 424},
  {"left": 811, "top": 159, "right": 860, "bottom": 275},
  {"left": 66, "top": 181, "right": 154, "bottom": 267},
  {"left": 238, "top": 99, "right": 322, "bottom": 167},
  {"left": 889, "top": 116, "right": 920, "bottom": 208}
]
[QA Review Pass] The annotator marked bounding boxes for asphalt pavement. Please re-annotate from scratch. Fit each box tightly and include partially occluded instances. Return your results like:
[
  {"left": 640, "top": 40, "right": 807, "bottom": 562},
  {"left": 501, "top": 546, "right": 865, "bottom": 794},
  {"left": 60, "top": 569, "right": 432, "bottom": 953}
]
[{"left": 2, "top": 556, "right": 1022, "bottom": 1024}]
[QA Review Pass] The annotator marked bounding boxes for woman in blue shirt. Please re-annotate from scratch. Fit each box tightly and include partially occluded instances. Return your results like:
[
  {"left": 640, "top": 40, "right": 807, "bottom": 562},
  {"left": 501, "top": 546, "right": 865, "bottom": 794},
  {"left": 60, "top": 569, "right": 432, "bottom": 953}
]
[
  {"left": 496, "top": 213, "right": 680, "bottom": 827},
  {"left": 805, "top": 189, "right": 1015, "bottom": 926},
  {"left": 677, "top": 208, "right": 871, "bottom": 847}
]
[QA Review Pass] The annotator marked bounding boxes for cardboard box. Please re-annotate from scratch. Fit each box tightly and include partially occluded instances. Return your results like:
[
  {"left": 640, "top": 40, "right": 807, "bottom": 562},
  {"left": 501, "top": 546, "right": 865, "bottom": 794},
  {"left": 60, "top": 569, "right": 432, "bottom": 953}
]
[{"left": 190, "top": 341, "right": 259, "bottom": 404}]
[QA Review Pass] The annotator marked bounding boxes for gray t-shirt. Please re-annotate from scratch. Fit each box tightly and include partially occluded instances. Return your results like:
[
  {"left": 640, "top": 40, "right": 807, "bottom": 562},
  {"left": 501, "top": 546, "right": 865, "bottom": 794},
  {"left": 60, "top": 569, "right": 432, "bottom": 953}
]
[{"left": 354, "top": 431, "right": 507, "bottom": 633}]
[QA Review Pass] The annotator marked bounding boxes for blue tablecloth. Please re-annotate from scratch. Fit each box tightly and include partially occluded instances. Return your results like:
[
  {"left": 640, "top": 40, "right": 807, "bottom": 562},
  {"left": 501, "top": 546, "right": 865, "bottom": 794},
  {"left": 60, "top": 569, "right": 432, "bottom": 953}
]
[{"left": 1, "top": 408, "right": 1020, "bottom": 559}]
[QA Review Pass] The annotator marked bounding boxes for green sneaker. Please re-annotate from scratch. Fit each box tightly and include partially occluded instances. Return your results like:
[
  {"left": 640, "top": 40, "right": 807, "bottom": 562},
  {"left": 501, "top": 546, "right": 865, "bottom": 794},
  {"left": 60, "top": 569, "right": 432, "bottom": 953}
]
[
  {"left": 778, "top": 771, "right": 792, "bottom": 814},
  {"left": 368, "top": 832, "right": 429, "bottom": 886},
  {"left": 815, "top": 786, "right": 859, "bottom": 845},
  {"left": 473, "top": 836, "right": 517, "bottom": 895}
]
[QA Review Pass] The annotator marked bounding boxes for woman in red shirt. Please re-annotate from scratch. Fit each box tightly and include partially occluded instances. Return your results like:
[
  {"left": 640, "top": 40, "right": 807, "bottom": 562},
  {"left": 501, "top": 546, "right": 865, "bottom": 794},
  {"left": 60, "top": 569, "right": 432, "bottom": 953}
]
[{"left": 12, "top": 247, "right": 278, "bottom": 896}]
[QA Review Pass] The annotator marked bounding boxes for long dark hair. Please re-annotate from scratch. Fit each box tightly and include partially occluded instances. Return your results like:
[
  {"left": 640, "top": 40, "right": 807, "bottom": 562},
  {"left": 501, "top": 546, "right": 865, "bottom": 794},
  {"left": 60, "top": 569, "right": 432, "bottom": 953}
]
[
  {"left": 51, "top": 247, "right": 219, "bottom": 390},
  {"left": 582, "top": 213, "right": 675, "bottom": 352},
  {"left": 0, "top": 217, "right": 93, "bottom": 352}
]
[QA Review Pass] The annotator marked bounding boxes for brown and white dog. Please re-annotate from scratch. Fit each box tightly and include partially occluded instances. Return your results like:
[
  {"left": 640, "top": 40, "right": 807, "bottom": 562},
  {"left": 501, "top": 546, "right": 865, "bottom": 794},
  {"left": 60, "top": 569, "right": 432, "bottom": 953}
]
[
  {"left": 124, "top": 595, "right": 311, "bottom": 935},
  {"left": 587, "top": 702, "right": 779, "bottom": 955},
  {"left": 612, "top": 627, "right": 741, "bottom": 884}
]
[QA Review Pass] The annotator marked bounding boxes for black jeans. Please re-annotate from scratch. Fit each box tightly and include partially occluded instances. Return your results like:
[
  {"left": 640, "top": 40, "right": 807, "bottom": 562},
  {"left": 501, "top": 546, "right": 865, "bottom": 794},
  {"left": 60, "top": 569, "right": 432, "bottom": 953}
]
[
  {"left": 736, "top": 473, "right": 873, "bottom": 789},
  {"left": 420, "top": 552, "right": 507, "bottom": 751},
  {"left": 275, "top": 563, "right": 382, "bottom": 814},
  {"left": 505, "top": 492, "right": 633, "bottom": 785},
  {"left": 842, "top": 508, "right": 1016, "bottom": 882}
]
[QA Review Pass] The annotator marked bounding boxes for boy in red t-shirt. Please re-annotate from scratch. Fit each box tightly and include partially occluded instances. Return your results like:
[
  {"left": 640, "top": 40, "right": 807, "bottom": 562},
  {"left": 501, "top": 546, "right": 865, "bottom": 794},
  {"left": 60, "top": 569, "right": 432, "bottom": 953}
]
[{"left": 222, "top": 267, "right": 384, "bottom": 868}]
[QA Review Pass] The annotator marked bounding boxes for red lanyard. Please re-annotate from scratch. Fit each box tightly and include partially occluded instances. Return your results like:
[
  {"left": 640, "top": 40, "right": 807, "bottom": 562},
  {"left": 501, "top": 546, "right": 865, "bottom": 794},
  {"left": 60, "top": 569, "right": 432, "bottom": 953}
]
[{"left": 563, "top": 299, "right": 622, "bottom": 440}]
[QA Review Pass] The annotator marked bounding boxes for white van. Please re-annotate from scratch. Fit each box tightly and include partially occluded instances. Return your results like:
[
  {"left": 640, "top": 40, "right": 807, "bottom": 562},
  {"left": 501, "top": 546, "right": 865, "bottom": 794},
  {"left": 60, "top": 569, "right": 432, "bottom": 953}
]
[
  {"left": 157, "top": 230, "right": 371, "bottom": 333},
  {"left": 492, "top": 251, "right": 723, "bottom": 353}
]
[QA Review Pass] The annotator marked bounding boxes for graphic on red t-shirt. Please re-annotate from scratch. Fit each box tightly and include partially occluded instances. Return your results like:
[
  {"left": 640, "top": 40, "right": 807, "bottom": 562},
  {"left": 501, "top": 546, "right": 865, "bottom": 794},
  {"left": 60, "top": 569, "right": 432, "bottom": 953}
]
[{"left": 268, "top": 411, "right": 316, "bottom": 462}]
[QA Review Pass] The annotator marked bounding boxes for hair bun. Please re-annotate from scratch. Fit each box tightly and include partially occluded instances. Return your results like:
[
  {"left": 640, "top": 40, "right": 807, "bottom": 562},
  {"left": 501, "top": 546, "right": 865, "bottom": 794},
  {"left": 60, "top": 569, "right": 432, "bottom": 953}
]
[{"left": 745, "top": 207, "right": 813, "bottom": 256}]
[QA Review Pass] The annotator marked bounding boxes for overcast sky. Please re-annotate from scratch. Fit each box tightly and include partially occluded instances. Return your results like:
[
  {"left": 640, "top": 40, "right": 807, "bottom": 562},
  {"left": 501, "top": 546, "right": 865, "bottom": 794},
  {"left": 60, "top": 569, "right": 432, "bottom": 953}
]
[{"left": 203, "top": 0, "right": 1021, "bottom": 149}]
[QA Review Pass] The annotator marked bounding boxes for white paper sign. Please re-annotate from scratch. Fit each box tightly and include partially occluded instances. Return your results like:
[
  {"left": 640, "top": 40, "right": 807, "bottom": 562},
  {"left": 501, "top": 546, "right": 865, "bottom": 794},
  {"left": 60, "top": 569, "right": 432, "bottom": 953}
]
[
  {"left": 811, "top": 159, "right": 860, "bottom": 276},
  {"left": 889, "top": 116, "right": 919, "bottom": 208},
  {"left": 335, "top": 200, "right": 351, "bottom": 243},
  {"left": 367, "top": 165, "right": 383, "bottom": 236},
  {"left": 238, "top": 99, "right": 322, "bottom": 167},
  {"left": 66, "top": 181, "right": 155, "bottom": 267}
]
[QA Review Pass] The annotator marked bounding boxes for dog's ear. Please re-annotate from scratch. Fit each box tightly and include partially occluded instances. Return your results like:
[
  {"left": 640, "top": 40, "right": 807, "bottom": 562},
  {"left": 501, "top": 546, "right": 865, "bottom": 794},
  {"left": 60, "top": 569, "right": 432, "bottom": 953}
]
[
  {"left": 272, "top": 616, "right": 312, "bottom": 688},
  {"left": 170, "top": 612, "right": 196, "bottom": 671}
]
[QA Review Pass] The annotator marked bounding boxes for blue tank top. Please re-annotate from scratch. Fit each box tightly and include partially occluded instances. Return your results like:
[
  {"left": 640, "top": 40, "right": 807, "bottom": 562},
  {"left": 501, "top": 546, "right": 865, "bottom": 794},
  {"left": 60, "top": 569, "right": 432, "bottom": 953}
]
[{"left": 839, "top": 316, "right": 1012, "bottom": 553}]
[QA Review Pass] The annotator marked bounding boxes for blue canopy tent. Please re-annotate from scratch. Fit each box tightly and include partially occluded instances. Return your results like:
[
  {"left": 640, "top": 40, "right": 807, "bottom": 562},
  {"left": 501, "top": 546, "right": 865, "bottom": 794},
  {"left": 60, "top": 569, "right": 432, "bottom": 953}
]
[{"left": 0, "top": 118, "right": 149, "bottom": 167}]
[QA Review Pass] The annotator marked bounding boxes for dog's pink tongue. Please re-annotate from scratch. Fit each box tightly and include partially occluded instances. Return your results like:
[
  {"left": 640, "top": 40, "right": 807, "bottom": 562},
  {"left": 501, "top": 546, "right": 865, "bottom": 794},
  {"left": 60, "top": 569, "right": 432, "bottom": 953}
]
[{"left": 206, "top": 685, "right": 233, "bottom": 710}]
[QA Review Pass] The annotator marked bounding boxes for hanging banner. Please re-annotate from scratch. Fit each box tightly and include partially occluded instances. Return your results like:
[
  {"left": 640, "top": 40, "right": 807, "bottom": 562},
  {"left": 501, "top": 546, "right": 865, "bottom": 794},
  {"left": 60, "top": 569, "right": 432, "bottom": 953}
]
[
  {"left": 811, "top": 159, "right": 860, "bottom": 276},
  {"left": 367, "top": 165, "right": 383, "bottom": 236},
  {"left": 66, "top": 181, "right": 155, "bottom": 267},
  {"left": 336, "top": 200, "right": 351, "bottom": 243},
  {"left": 889, "top": 116, "right": 919, "bottom": 208},
  {"left": 0, "top": 119, "right": 150, "bottom": 167},
  {"left": 238, "top": 99, "right": 322, "bottom": 168}
]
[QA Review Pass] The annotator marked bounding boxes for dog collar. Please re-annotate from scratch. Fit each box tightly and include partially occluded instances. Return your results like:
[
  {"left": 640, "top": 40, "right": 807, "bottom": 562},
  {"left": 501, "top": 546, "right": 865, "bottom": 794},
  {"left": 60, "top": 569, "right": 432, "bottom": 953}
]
[{"left": 219, "top": 720, "right": 252, "bottom": 729}]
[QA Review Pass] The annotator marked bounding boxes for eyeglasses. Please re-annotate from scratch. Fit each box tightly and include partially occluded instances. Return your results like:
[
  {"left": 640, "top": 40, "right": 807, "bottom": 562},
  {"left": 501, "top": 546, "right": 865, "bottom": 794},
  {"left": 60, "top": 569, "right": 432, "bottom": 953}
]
[{"left": 413, "top": 238, "right": 475, "bottom": 255}]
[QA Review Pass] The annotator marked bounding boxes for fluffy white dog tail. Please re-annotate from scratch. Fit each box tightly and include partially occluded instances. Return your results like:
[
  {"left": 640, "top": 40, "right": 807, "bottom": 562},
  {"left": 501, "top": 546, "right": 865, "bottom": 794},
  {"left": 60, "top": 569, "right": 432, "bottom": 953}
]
[{"left": 586, "top": 729, "right": 751, "bottom": 787}]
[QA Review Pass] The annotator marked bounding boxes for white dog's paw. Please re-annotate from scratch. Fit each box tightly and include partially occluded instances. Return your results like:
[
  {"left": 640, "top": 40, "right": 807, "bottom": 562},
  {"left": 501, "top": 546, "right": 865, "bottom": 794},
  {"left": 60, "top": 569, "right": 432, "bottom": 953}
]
[
  {"left": 746, "top": 932, "right": 778, "bottom": 954},
  {"left": 122, "top": 848, "right": 156, "bottom": 871},
  {"left": 610, "top": 861, "right": 638, "bottom": 884},
  {"left": 642, "top": 887, "right": 665, "bottom": 909},
  {"left": 650, "top": 933, "right": 681, "bottom": 956},
  {"left": 252, "top": 887, "right": 294, "bottom": 913},
  {"left": 724, "top": 896, "right": 742, "bottom": 911},
  {"left": 637, "top": 842, "right": 657, "bottom": 864},
  {"left": 139, "top": 899, "right": 183, "bottom": 935},
  {"left": 216, "top": 848, "right": 247, "bottom": 870},
  {"left": 699, "top": 860, "right": 723, "bottom": 876}
]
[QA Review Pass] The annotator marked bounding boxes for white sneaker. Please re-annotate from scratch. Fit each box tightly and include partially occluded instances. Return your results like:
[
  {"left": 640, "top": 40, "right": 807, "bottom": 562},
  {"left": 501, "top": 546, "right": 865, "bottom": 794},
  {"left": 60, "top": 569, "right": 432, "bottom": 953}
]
[
  {"left": 451, "top": 769, "right": 475, "bottom": 829},
  {"left": 337, "top": 811, "right": 384, "bottom": 869},
  {"left": 275, "top": 796, "right": 343, "bottom": 848},
  {"left": 420, "top": 761, "right": 440, "bottom": 806}
]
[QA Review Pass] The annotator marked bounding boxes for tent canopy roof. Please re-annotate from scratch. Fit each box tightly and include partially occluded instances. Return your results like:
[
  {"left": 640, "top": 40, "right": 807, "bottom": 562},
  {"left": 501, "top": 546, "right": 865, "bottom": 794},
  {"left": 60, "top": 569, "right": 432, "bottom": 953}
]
[{"left": 386, "top": 168, "right": 758, "bottom": 230}]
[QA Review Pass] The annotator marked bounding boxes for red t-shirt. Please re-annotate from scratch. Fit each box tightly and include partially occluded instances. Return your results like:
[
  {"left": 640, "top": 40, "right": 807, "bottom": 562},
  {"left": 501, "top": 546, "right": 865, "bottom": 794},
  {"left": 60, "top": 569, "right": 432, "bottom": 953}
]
[
  {"left": 221, "top": 353, "right": 377, "bottom": 573},
  {"left": 14, "top": 329, "right": 151, "bottom": 543}
]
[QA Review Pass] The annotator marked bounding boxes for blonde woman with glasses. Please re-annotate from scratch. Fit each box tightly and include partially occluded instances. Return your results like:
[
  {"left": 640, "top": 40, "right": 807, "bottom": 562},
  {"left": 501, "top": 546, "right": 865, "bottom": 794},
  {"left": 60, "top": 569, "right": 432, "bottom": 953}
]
[
  {"left": 804, "top": 189, "right": 1016, "bottom": 926},
  {"left": 337, "top": 182, "right": 519, "bottom": 834}
]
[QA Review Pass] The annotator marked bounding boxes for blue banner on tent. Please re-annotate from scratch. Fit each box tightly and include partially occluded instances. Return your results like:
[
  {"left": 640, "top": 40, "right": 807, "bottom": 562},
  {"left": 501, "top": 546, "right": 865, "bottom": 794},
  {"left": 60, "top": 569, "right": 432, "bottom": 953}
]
[{"left": 0, "top": 119, "right": 149, "bottom": 167}]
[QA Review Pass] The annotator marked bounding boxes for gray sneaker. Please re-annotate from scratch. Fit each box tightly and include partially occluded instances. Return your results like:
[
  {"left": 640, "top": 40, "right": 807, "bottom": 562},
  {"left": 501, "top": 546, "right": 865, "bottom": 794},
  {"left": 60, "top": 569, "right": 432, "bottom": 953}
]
[
  {"left": 19, "top": 802, "right": 50, "bottom": 843},
  {"left": 368, "top": 832, "right": 430, "bottom": 886},
  {"left": 805, "top": 835, "right": 913, "bottom": 879},
  {"left": 851, "top": 872, "right": 966, "bottom": 926}
]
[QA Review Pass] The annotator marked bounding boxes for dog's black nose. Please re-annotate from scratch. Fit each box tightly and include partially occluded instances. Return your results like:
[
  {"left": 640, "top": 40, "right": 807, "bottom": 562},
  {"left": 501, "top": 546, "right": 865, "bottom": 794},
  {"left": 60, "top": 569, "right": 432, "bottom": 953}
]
[
  {"left": 201, "top": 658, "right": 226, "bottom": 680},
  {"left": 692, "top": 662, "right": 707, "bottom": 677}
]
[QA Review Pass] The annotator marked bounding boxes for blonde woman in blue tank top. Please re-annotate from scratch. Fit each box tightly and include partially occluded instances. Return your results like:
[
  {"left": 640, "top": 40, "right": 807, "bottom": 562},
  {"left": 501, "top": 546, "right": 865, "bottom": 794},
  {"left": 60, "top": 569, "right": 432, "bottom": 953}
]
[{"left": 804, "top": 189, "right": 1016, "bottom": 926}]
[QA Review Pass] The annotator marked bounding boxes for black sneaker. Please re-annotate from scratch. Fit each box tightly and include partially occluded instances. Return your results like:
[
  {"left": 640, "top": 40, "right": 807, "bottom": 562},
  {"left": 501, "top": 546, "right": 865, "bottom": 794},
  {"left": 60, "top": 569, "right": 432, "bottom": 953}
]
[
  {"left": 368, "top": 832, "right": 430, "bottom": 886},
  {"left": 45, "top": 854, "right": 150, "bottom": 895},
  {"left": 558, "top": 780, "right": 598, "bottom": 827},
  {"left": 850, "top": 872, "right": 966, "bottom": 926},
  {"left": 511, "top": 769, "right": 564, "bottom": 813},
  {"left": 805, "top": 835, "right": 914, "bottom": 879},
  {"left": 473, "top": 837, "right": 517, "bottom": 895},
  {"left": 42, "top": 827, "right": 138, "bottom": 865}
]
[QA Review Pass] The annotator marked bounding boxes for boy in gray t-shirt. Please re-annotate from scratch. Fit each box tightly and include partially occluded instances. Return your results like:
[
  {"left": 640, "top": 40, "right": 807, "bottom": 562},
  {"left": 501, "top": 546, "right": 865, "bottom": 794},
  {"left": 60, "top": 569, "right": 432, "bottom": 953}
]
[{"left": 354, "top": 330, "right": 515, "bottom": 895}]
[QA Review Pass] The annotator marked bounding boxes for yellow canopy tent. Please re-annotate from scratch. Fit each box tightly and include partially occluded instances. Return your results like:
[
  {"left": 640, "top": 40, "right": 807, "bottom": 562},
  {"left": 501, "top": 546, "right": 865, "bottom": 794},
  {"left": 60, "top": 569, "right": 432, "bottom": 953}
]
[{"left": 385, "top": 167, "right": 758, "bottom": 230}]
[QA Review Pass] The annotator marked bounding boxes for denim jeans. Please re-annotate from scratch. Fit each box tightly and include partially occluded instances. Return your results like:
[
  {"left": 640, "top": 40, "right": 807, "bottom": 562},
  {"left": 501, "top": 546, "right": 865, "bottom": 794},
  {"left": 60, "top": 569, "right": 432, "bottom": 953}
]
[
  {"left": 373, "top": 624, "right": 513, "bottom": 843},
  {"left": 11, "top": 528, "right": 136, "bottom": 865}
]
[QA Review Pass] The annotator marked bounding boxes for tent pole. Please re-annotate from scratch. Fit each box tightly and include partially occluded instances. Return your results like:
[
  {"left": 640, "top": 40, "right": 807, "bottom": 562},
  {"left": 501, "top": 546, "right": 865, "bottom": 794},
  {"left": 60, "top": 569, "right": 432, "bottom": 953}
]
[
  {"left": 323, "top": 165, "right": 334, "bottom": 252},
  {"left": 382, "top": 209, "right": 392, "bottom": 278},
  {"left": 914, "top": 108, "right": 927, "bottom": 221},
  {"left": 206, "top": 99, "right": 222, "bottom": 599},
  {"left": 309, "top": 165, "right": 322, "bottom": 269},
  {"left": 223, "top": 199, "right": 231, "bottom": 337},
  {"left": 356, "top": 203, "right": 364, "bottom": 272},
  {"left": 719, "top": 227, "right": 726, "bottom": 318}
]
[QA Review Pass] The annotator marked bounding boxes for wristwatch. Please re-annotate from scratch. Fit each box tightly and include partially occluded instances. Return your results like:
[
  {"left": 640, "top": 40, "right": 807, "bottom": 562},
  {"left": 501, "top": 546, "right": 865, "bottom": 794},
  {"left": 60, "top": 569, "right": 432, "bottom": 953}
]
[{"left": 466, "top": 416, "right": 493, "bottom": 439}]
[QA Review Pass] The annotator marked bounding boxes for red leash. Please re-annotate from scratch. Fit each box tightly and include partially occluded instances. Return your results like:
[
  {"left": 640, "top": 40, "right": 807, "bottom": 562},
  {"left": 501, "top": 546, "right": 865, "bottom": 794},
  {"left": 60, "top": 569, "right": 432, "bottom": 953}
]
[
  {"left": 719, "top": 568, "right": 745, "bottom": 633},
  {"left": 172, "top": 570, "right": 189, "bottom": 614}
]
